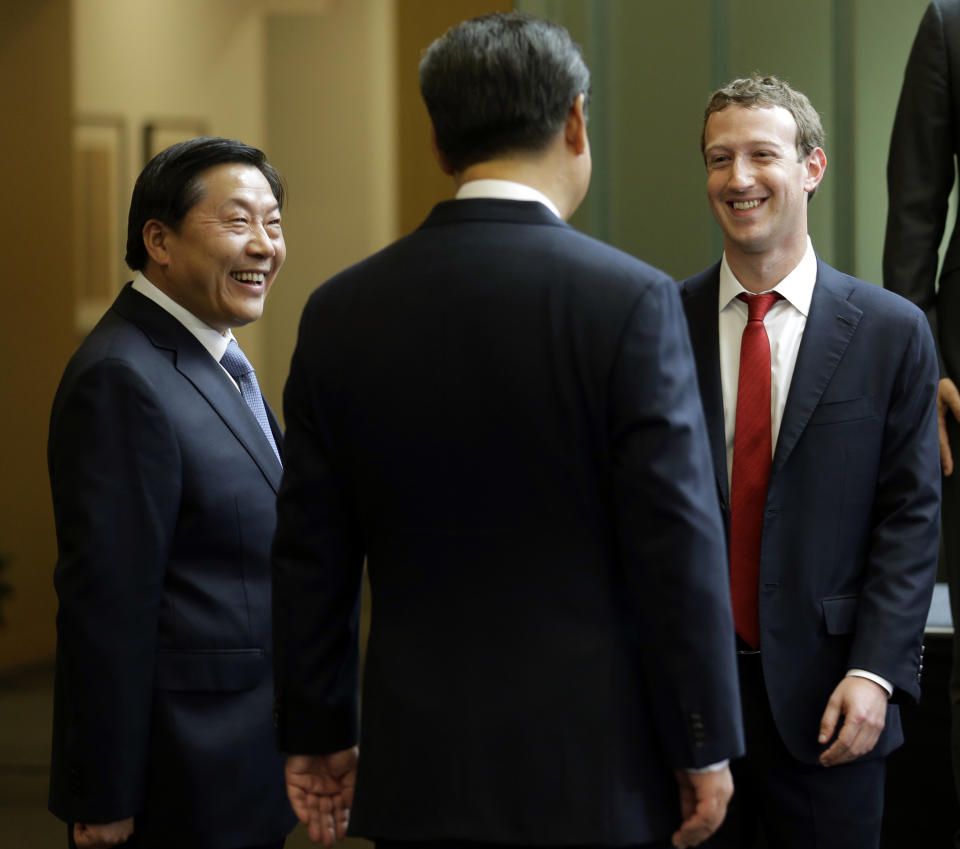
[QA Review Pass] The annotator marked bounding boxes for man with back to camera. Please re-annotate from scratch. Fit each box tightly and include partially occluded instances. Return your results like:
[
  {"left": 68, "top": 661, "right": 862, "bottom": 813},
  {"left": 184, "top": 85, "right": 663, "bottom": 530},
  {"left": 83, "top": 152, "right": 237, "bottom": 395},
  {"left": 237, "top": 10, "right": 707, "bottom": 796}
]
[
  {"left": 272, "top": 12, "right": 744, "bottom": 849},
  {"left": 48, "top": 137, "right": 296, "bottom": 848},
  {"left": 680, "top": 75, "right": 941, "bottom": 848}
]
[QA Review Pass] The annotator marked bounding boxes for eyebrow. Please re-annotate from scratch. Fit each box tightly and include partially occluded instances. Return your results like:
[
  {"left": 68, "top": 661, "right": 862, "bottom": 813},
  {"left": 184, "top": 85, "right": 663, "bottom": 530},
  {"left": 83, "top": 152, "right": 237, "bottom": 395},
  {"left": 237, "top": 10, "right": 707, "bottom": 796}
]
[
  {"left": 220, "top": 196, "right": 281, "bottom": 213},
  {"left": 705, "top": 138, "right": 787, "bottom": 154}
]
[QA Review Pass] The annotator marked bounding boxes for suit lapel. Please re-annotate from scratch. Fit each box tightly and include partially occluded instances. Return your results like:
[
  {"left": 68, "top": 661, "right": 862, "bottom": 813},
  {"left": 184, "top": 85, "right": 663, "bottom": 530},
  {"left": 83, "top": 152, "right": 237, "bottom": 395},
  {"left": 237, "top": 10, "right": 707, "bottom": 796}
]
[
  {"left": 681, "top": 266, "right": 729, "bottom": 507},
  {"left": 174, "top": 345, "right": 284, "bottom": 491},
  {"left": 113, "top": 285, "right": 283, "bottom": 492},
  {"left": 773, "top": 261, "right": 862, "bottom": 472}
]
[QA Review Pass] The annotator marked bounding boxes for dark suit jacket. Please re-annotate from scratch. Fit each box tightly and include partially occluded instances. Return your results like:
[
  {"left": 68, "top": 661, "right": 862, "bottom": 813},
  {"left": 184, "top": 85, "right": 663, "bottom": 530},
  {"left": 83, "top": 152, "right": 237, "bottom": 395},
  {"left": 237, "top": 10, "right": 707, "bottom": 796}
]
[
  {"left": 680, "top": 259, "right": 941, "bottom": 765},
  {"left": 47, "top": 285, "right": 296, "bottom": 848},
  {"left": 272, "top": 198, "right": 745, "bottom": 845},
  {"left": 885, "top": 0, "right": 960, "bottom": 380}
]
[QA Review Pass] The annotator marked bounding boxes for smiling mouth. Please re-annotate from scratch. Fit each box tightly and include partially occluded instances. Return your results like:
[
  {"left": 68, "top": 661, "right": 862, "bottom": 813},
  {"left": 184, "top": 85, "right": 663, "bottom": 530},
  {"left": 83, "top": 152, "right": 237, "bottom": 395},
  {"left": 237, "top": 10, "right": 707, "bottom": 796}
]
[
  {"left": 730, "top": 199, "right": 763, "bottom": 211},
  {"left": 231, "top": 271, "right": 266, "bottom": 284}
]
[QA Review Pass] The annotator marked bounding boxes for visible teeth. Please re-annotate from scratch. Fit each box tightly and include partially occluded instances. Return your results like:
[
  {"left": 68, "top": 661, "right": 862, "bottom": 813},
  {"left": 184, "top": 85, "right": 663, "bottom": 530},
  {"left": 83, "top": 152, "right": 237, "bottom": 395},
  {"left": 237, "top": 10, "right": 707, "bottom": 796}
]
[
  {"left": 233, "top": 272, "right": 264, "bottom": 283},
  {"left": 732, "top": 200, "right": 762, "bottom": 210}
]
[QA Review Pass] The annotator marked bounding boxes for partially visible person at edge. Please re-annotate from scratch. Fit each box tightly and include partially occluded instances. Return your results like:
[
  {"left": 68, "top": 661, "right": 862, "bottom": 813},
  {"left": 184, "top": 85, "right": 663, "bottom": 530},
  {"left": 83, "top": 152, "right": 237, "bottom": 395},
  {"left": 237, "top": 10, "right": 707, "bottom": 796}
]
[{"left": 885, "top": 6, "right": 960, "bottom": 843}]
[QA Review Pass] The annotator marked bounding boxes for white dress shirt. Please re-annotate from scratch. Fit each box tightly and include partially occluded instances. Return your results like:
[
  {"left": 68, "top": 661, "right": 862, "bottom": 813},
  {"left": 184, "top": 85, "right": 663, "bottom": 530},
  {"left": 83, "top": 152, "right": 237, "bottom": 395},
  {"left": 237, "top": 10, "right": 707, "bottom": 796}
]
[
  {"left": 131, "top": 273, "right": 240, "bottom": 390},
  {"left": 717, "top": 239, "right": 892, "bottom": 697},
  {"left": 455, "top": 179, "right": 562, "bottom": 219}
]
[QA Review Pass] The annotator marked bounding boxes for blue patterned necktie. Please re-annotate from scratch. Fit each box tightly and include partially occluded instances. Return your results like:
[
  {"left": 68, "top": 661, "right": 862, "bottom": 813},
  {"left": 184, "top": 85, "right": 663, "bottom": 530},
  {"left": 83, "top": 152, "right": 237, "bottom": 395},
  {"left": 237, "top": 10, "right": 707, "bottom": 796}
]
[{"left": 220, "top": 339, "right": 281, "bottom": 463}]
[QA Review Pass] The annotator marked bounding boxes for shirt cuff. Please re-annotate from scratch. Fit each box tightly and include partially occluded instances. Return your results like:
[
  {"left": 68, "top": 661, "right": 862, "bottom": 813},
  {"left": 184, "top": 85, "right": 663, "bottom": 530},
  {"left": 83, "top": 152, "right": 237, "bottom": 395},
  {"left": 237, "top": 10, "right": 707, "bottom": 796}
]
[
  {"left": 846, "top": 669, "right": 893, "bottom": 697},
  {"left": 684, "top": 759, "right": 729, "bottom": 774}
]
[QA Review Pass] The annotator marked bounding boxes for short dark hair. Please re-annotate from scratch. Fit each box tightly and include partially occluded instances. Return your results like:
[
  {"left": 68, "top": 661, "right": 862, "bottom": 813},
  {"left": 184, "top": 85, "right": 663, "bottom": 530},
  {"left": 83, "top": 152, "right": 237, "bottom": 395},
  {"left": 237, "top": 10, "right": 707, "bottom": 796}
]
[
  {"left": 701, "top": 74, "right": 825, "bottom": 160},
  {"left": 125, "top": 137, "right": 285, "bottom": 271},
  {"left": 419, "top": 12, "right": 591, "bottom": 173}
]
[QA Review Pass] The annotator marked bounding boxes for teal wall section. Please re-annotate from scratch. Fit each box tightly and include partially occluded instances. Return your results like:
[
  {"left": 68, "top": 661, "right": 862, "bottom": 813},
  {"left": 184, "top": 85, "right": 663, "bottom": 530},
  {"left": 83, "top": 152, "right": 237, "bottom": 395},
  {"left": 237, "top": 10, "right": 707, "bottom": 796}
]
[{"left": 517, "top": 0, "right": 937, "bottom": 285}]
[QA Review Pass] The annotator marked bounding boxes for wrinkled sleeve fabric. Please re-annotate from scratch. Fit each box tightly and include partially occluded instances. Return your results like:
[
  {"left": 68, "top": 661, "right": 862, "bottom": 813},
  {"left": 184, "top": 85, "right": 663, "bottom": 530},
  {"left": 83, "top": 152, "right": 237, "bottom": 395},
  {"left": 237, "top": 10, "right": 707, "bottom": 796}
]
[
  {"left": 608, "top": 276, "right": 744, "bottom": 769},
  {"left": 48, "top": 357, "right": 179, "bottom": 823}
]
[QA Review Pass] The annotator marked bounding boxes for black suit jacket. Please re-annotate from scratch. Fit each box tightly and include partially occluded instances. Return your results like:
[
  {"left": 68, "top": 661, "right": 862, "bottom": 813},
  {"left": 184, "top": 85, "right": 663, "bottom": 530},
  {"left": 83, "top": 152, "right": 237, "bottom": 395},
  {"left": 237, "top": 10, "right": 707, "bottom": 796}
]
[
  {"left": 885, "top": 0, "right": 960, "bottom": 379},
  {"left": 681, "top": 259, "right": 940, "bottom": 765},
  {"left": 272, "top": 199, "right": 745, "bottom": 845},
  {"left": 48, "top": 285, "right": 296, "bottom": 848}
]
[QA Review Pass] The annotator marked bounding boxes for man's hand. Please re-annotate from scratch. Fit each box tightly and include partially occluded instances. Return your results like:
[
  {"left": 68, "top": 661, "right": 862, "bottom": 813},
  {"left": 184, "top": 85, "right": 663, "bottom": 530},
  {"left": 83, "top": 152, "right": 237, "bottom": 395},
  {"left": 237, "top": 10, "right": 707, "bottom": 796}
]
[
  {"left": 73, "top": 817, "right": 134, "bottom": 848},
  {"left": 671, "top": 767, "right": 734, "bottom": 848},
  {"left": 286, "top": 748, "right": 358, "bottom": 846},
  {"left": 938, "top": 378, "right": 960, "bottom": 475},
  {"left": 818, "top": 677, "right": 888, "bottom": 766}
]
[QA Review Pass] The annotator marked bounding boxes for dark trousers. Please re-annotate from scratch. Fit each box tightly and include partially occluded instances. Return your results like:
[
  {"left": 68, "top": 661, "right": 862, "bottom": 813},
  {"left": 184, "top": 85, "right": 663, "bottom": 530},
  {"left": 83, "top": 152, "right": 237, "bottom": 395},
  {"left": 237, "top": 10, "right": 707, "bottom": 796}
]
[
  {"left": 946, "top": 414, "right": 960, "bottom": 849},
  {"left": 702, "top": 652, "right": 885, "bottom": 849},
  {"left": 376, "top": 842, "right": 673, "bottom": 849},
  {"left": 67, "top": 823, "right": 284, "bottom": 849}
]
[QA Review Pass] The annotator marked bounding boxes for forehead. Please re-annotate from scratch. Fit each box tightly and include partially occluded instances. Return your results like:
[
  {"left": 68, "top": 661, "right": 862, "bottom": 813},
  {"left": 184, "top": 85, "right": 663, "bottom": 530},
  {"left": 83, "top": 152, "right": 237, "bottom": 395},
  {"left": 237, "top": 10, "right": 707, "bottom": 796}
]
[
  {"left": 191, "top": 163, "right": 277, "bottom": 209},
  {"left": 704, "top": 104, "right": 799, "bottom": 150}
]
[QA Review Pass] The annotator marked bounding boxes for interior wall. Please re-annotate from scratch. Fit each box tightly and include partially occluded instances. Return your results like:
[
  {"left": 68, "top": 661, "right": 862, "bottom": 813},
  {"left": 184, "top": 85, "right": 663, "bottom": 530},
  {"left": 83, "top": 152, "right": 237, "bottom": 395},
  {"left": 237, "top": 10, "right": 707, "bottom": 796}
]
[
  {"left": 262, "top": 0, "right": 400, "bottom": 411},
  {"left": 395, "top": 0, "right": 512, "bottom": 237},
  {"left": 0, "top": 0, "right": 75, "bottom": 671}
]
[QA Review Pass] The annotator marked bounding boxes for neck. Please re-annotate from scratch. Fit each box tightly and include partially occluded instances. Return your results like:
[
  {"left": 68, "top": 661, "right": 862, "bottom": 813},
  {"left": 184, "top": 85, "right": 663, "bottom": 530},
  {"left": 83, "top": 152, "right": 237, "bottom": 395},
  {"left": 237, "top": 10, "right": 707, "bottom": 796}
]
[
  {"left": 454, "top": 148, "right": 579, "bottom": 220},
  {"left": 724, "top": 236, "right": 808, "bottom": 294}
]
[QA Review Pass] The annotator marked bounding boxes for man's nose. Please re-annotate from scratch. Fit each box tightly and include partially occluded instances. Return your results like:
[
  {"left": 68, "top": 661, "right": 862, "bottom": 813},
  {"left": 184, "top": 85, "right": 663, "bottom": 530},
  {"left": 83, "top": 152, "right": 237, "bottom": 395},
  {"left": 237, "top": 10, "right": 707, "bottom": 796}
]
[
  {"left": 247, "top": 222, "right": 277, "bottom": 256},
  {"left": 728, "top": 157, "right": 754, "bottom": 189}
]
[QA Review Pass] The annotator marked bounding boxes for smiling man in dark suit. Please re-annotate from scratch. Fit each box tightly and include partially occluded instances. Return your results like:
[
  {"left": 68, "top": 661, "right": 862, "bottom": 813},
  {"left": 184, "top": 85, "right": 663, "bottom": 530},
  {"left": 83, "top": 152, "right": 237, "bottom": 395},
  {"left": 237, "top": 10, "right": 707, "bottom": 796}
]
[
  {"left": 680, "top": 75, "right": 941, "bottom": 848},
  {"left": 272, "top": 12, "right": 744, "bottom": 849},
  {"left": 48, "top": 137, "right": 296, "bottom": 849}
]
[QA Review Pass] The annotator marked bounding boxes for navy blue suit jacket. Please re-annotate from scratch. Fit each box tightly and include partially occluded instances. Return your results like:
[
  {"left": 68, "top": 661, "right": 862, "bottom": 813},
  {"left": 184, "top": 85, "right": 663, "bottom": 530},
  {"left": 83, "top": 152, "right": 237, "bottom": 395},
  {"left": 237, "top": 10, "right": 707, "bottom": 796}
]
[
  {"left": 48, "top": 285, "right": 296, "bottom": 848},
  {"left": 273, "top": 199, "right": 745, "bottom": 845},
  {"left": 680, "top": 259, "right": 941, "bottom": 765}
]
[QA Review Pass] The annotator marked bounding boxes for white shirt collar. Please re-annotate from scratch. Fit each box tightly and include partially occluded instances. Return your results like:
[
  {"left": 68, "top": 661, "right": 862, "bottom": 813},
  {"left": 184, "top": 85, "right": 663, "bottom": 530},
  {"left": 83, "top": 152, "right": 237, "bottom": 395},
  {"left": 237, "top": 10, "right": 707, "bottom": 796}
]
[
  {"left": 131, "top": 272, "right": 234, "bottom": 363},
  {"left": 455, "top": 179, "right": 563, "bottom": 219},
  {"left": 718, "top": 236, "right": 818, "bottom": 316}
]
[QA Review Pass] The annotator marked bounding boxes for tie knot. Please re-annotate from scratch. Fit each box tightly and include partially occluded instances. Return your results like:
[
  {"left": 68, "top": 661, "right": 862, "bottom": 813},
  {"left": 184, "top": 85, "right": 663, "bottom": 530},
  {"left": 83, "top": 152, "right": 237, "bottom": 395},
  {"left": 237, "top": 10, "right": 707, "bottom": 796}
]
[
  {"left": 220, "top": 339, "right": 255, "bottom": 380},
  {"left": 738, "top": 292, "right": 781, "bottom": 322}
]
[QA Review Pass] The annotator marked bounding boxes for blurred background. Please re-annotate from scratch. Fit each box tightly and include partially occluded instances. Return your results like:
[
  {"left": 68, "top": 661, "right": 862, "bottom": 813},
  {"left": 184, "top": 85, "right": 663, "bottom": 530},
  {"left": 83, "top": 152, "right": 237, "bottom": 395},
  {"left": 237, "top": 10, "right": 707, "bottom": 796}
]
[{"left": 0, "top": 0, "right": 948, "bottom": 845}]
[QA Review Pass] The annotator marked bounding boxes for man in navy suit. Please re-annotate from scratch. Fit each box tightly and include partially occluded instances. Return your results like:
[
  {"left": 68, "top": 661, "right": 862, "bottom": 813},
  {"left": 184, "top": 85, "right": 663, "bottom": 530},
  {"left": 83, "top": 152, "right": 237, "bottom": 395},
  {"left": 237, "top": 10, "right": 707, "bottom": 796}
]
[
  {"left": 272, "top": 12, "right": 744, "bottom": 849},
  {"left": 680, "top": 75, "right": 941, "bottom": 848},
  {"left": 48, "top": 137, "right": 296, "bottom": 848}
]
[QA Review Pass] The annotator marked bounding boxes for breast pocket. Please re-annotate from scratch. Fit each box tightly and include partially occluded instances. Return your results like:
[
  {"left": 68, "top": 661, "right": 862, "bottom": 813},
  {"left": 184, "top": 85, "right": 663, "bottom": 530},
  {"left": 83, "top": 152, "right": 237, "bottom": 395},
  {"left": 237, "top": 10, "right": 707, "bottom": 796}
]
[{"left": 809, "top": 396, "right": 875, "bottom": 426}]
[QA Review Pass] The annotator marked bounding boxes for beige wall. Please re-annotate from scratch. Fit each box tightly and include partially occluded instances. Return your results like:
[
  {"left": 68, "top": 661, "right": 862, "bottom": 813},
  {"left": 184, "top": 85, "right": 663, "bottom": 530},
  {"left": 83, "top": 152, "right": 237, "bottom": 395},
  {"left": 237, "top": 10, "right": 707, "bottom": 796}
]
[
  {"left": 262, "top": 0, "right": 399, "bottom": 411},
  {"left": 0, "top": 0, "right": 75, "bottom": 670}
]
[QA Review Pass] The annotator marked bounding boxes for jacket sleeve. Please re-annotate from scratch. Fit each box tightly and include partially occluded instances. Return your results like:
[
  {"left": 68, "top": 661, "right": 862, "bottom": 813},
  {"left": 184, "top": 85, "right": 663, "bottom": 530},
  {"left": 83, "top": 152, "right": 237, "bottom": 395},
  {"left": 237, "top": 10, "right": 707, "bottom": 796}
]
[
  {"left": 271, "top": 300, "right": 365, "bottom": 755},
  {"left": 849, "top": 308, "right": 941, "bottom": 702},
  {"left": 48, "top": 358, "right": 179, "bottom": 823},
  {"left": 608, "top": 275, "right": 745, "bottom": 768}
]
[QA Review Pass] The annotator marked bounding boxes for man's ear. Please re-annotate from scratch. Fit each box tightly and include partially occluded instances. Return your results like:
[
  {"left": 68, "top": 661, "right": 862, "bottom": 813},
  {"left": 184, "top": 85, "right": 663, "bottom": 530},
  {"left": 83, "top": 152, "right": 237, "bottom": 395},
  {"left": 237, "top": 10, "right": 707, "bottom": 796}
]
[
  {"left": 564, "top": 93, "right": 588, "bottom": 156},
  {"left": 430, "top": 122, "right": 455, "bottom": 176},
  {"left": 142, "top": 220, "right": 171, "bottom": 267},
  {"left": 804, "top": 147, "right": 827, "bottom": 194}
]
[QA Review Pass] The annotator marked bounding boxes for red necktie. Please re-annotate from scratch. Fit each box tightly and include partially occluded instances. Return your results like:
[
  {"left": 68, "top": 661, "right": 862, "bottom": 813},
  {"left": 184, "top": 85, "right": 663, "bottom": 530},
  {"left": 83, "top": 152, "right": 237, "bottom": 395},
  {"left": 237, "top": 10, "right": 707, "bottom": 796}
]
[{"left": 729, "top": 292, "right": 781, "bottom": 649}]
